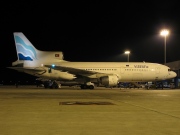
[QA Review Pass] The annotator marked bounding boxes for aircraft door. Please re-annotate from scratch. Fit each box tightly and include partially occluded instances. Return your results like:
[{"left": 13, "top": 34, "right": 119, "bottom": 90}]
[
  {"left": 120, "top": 67, "right": 125, "bottom": 74},
  {"left": 155, "top": 67, "right": 160, "bottom": 74}
]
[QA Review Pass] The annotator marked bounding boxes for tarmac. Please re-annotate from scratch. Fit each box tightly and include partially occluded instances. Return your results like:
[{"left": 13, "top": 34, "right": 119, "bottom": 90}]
[{"left": 0, "top": 85, "right": 180, "bottom": 135}]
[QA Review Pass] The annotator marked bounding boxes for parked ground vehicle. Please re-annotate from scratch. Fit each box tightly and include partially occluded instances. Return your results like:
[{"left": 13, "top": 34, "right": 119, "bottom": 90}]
[
  {"left": 145, "top": 81, "right": 175, "bottom": 89},
  {"left": 118, "top": 82, "right": 142, "bottom": 89}
]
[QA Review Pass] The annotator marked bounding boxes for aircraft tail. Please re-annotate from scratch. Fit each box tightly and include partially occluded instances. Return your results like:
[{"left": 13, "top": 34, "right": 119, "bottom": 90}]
[
  {"left": 13, "top": 32, "right": 65, "bottom": 67},
  {"left": 14, "top": 32, "right": 39, "bottom": 61}
]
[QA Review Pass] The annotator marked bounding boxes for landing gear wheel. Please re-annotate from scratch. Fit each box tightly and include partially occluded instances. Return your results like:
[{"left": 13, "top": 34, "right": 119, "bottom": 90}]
[{"left": 89, "top": 85, "right": 94, "bottom": 89}]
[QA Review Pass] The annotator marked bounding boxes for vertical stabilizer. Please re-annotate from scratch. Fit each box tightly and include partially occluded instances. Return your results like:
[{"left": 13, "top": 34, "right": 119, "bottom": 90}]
[
  {"left": 14, "top": 32, "right": 38, "bottom": 61},
  {"left": 13, "top": 32, "right": 65, "bottom": 67}
]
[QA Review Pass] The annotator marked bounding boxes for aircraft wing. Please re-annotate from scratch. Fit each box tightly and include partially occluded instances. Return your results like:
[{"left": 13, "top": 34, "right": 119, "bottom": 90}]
[
  {"left": 7, "top": 67, "right": 46, "bottom": 72},
  {"left": 45, "top": 65, "right": 99, "bottom": 76}
]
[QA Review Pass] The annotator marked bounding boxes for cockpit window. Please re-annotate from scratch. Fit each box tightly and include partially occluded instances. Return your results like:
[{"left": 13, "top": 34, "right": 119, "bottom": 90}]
[{"left": 168, "top": 69, "right": 172, "bottom": 71}]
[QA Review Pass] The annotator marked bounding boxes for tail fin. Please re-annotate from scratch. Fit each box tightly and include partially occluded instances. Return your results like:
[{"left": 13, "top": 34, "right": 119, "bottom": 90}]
[
  {"left": 13, "top": 32, "right": 65, "bottom": 67},
  {"left": 14, "top": 32, "right": 38, "bottom": 61}
]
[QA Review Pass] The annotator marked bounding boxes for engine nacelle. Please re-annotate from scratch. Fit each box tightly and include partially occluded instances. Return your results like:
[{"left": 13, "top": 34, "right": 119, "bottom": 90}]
[{"left": 100, "top": 75, "right": 119, "bottom": 87}]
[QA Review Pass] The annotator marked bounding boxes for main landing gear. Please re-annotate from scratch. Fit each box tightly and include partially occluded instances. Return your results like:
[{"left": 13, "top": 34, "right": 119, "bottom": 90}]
[
  {"left": 44, "top": 80, "right": 61, "bottom": 89},
  {"left": 80, "top": 82, "right": 95, "bottom": 89}
]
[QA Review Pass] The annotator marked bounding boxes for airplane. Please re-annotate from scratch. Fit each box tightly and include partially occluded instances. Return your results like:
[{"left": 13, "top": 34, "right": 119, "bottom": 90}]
[{"left": 8, "top": 32, "right": 177, "bottom": 89}]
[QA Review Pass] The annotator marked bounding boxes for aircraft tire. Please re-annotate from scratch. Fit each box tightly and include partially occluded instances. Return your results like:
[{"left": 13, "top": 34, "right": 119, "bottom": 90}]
[
  {"left": 89, "top": 85, "right": 94, "bottom": 89},
  {"left": 80, "top": 85, "right": 85, "bottom": 89}
]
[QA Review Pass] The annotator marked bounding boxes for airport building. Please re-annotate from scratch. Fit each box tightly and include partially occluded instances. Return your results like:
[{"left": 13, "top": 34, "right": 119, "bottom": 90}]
[{"left": 166, "top": 60, "right": 180, "bottom": 88}]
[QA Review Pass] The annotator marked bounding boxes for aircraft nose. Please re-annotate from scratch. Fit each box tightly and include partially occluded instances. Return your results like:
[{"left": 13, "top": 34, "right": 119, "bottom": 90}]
[
  {"left": 170, "top": 71, "right": 177, "bottom": 78},
  {"left": 173, "top": 71, "right": 177, "bottom": 77}
]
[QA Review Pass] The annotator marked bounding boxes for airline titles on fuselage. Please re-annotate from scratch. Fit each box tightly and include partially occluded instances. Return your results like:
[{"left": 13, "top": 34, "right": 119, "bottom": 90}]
[{"left": 134, "top": 65, "right": 148, "bottom": 68}]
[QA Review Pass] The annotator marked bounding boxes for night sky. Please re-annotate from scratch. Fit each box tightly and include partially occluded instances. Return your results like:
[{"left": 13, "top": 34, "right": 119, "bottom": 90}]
[{"left": 1, "top": 1, "right": 180, "bottom": 81}]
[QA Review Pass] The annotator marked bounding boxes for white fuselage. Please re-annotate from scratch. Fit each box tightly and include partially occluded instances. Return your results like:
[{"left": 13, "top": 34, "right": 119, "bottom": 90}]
[{"left": 29, "top": 62, "right": 176, "bottom": 82}]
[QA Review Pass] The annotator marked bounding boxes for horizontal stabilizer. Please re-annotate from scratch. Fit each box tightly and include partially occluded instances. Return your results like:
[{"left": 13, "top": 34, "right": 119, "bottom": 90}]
[{"left": 7, "top": 67, "right": 46, "bottom": 72}]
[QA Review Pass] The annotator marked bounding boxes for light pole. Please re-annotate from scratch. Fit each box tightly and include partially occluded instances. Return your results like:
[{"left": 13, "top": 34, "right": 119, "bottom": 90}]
[
  {"left": 160, "top": 29, "right": 169, "bottom": 65},
  {"left": 125, "top": 51, "right": 130, "bottom": 62}
]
